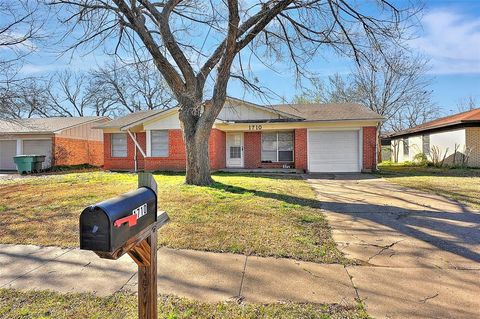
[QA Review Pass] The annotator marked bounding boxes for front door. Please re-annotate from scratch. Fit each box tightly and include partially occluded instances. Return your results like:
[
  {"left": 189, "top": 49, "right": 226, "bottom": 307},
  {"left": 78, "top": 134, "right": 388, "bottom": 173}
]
[{"left": 226, "top": 132, "right": 244, "bottom": 167}]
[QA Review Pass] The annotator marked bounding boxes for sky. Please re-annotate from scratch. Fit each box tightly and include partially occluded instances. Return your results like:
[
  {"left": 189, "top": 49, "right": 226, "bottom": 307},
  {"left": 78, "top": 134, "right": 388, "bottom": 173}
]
[{"left": 16, "top": 0, "right": 480, "bottom": 117}]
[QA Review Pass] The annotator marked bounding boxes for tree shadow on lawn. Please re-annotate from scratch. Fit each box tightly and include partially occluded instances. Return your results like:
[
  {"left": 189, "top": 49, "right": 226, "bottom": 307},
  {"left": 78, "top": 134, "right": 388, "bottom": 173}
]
[{"left": 210, "top": 181, "right": 480, "bottom": 264}]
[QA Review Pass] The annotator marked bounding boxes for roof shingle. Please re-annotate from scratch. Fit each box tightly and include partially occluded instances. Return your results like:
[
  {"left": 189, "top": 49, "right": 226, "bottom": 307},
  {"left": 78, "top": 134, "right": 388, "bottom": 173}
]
[
  {"left": 389, "top": 108, "right": 480, "bottom": 137},
  {"left": 270, "top": 103, "right": 383, "bottom": 121},
  {"left": 0, "top": 116, "right": 108, "bottom": 134}
]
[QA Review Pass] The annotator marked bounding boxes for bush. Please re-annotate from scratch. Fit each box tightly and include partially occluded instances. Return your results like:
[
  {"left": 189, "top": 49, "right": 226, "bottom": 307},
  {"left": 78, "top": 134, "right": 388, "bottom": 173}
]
[{"left": 413, "top": 153, "right": 429, "bottom": 166}]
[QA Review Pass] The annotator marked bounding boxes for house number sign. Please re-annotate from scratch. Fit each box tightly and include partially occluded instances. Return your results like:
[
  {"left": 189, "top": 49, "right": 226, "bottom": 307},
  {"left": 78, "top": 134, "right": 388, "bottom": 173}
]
[{"left": 248, "top": 125, "right": 263, "bottom": 131}]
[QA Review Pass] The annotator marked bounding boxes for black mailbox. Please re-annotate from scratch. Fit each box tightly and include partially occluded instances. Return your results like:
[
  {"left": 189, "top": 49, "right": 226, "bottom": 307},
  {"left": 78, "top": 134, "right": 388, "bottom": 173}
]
[{"left": 80, "top": 186, "right": 157, "bottom": 253}]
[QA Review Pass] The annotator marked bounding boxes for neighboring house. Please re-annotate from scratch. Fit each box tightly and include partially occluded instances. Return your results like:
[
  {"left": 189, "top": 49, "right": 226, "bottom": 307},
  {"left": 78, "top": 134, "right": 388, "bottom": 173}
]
[
  {"left": 96, "top": 97, "right": 382, "bottom": 173},
  {"left": 389, "top": 108, "right": 480, "bottom": 167},
  {"left": 0, "top": 117, "right": 109, "bottom": 170}
]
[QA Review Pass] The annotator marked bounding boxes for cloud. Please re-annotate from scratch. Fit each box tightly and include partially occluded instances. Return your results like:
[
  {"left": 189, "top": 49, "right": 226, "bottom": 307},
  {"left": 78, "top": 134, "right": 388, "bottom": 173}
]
[{"left": 410, "top": 8, "right": 480, "bottom": 74}]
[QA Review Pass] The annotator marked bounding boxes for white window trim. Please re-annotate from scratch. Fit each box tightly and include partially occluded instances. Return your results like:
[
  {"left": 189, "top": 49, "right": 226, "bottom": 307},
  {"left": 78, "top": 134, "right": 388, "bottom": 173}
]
[
  {"left": 146, "top": 130, "right": 152, "bottom": 157},
  {"left": 111, "top": 133, "right": 128, "bottom": 158},
  {"left": 261, "top": 131, "right": 294, "bottom": 163}
]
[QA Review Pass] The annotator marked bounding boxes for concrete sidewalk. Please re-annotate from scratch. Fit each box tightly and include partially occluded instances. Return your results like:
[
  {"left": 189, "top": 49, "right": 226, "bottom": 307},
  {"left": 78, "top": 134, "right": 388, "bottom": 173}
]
[{"left": 0, "top": 244, "right": 356, "bottom": 305}]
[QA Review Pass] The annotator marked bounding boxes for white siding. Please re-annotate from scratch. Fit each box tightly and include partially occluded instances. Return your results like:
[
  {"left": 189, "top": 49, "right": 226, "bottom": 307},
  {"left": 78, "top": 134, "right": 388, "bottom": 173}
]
[
  {"left": 144, "top": 112, "right": 181, "bottom": 130},
  {"left": 430, "top": 129, "right": 466, "bottom": 162},
  {"left": 407, "top": 135, "right": 423, "bottom": 161},
  {"left": 217, "top": 100, "right": 282, "bottom": 121},
  {"left": 391, "top": 128, "right": 467, "bottom": 164}
]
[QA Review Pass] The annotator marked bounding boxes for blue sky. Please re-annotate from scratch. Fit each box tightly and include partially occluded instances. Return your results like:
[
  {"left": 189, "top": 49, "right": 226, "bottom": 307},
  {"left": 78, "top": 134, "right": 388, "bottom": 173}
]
[{"left": 19, "top": 0, "right": 480, "bottom": 116}]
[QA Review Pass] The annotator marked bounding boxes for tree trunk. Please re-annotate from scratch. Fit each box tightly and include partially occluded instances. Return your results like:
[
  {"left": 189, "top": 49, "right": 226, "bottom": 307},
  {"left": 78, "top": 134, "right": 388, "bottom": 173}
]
[
  {"left": 184, "top": 131, "right": 212, "bottom": 185},
  {"left": 179, "top": 102, "right": 213, "bottom": 186}
]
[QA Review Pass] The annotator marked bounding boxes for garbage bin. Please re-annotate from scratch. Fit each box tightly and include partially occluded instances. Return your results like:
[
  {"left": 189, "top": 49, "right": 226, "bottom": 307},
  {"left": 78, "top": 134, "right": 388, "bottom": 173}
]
[{"left": 13, "top": 155, "right": 46, "bottom": 174}]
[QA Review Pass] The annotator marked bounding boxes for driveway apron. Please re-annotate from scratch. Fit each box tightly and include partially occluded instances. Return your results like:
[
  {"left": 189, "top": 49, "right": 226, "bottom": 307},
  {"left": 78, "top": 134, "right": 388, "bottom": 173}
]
[{"left": 307, "top": 174, "right": 480, "bottom": 319}]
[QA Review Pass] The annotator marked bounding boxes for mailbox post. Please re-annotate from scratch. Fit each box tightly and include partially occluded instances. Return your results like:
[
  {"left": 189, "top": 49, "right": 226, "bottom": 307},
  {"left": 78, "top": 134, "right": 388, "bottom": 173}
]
[{"left": 80, "top": 172, "right": 168, "bottom": 319}]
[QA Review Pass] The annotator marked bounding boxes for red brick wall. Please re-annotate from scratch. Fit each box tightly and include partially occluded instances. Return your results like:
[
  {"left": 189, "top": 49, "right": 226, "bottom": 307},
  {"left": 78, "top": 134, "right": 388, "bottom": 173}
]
[
  {"left": 294, "top": 129, "right": 307, "bottom": 171},
  {"left": 144, "top": 130, "right": 186, "bottom": 171},
  {"left": 53, "top": 136, "right": 104, "bottom": 166},
  {"left": 363, "top": 126, "right": 377, "bottom": 171},
  {"left": 104, "top": 129, "right": 226, "bottom": 171},
  {"left": 244, "top": 132, "right": 261, "bottom": 168},
  {"left": 209, "top": 129, "right": 226, "bottom": 170}
]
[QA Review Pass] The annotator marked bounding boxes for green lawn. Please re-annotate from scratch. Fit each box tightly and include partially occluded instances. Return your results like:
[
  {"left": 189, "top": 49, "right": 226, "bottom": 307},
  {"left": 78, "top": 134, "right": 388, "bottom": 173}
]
[
  {"left": 0, "top": 171, "right": 345, "bottom": 263},
  {"left": 378, "top": 165, "right": 480, "bottom": 210},
  {"left": 0, "top": 289, "right": 369, "bottom": 319}
]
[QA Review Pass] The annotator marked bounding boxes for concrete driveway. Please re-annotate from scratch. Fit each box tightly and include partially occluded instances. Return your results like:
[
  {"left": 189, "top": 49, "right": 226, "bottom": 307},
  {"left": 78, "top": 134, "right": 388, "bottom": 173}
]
[{"left": 307, "top": 174, "right": 480, "bottom": 319}]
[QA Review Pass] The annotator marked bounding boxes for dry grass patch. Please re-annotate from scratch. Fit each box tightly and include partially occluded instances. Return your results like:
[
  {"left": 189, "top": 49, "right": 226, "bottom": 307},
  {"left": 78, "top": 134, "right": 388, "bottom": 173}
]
[
  {"left": 0, "top": 171, "right": 345, "bottom": 263},
  {"left": 0, "top": 289, "right": 370, "bottom": 319},
  {"left": 378, "top": 166, "right": 480, "bottom": 210}
]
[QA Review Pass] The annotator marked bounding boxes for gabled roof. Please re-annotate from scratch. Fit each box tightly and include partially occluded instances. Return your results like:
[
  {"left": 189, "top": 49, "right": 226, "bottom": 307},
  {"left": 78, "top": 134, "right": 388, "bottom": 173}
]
[
  {"left": 96, "top": 98, "right": 383, "bottom": 129},
  {"left": 94, "top": 108, "right": 176, "bottom": 129},
  {"left": 223, "top": 96, "right": 303, "bottom": 120},
  {"left": 389, "top": 108, "right": 480, "bottom": 138},
  {"left": 270, "top": 103, "right": 383, "bottom": 122},
  {"left": 0, "top": 116, "right": 108, "bottom": 134}
]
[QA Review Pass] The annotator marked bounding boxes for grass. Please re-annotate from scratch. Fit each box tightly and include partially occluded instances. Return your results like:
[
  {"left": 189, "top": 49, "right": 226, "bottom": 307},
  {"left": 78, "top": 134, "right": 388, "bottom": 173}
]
[
  {"left": 378, "top": 165, "right": 480, "bottom": 210},
  {"left": 0, "top": 171, "right": 345, "bottom": 263},
  {"left": 0, "top": 289, "right": 370, "bottom": 319}
]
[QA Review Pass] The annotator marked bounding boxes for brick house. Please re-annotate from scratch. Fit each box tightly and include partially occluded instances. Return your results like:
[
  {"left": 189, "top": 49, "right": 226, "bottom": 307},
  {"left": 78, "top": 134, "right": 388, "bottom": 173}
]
[
  {"left": 0, "top": 117, "right": 109, "bottom": 170},
  {"left": 97, "top": 97, "right": 383, "bottom": 173},
  {"left": 389, "top": 108, "right": 480, "bottom": 167}
]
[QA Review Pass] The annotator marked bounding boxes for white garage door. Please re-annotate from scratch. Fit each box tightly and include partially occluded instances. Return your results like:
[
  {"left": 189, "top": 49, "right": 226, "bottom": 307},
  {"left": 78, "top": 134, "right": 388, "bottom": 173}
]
[
  {"left": 23, "top": 139, "right": 53, "bottom": 169},
  {"left": 0, "top": 140, "right": 17, "bottom": 170},
  {"left": 308, "top": 130, "right": 360, "bottom": 172}
]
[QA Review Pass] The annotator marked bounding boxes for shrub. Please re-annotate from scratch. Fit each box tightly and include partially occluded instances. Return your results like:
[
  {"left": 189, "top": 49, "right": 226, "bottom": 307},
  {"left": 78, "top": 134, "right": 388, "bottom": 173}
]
[{"left": 413, "top": 153, "right": 428, "bottom": 166}]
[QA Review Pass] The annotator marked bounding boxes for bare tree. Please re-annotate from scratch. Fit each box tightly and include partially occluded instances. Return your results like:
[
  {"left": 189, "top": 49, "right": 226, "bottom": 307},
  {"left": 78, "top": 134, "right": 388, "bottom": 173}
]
[
  {"left": 0, "top": 1, "right": 47, "bottom": 119},
  {"left": 89, "top": 59, "right": 174, "bottom": 115},
  {"left": 294, "top": 50, "right": 438, "bottom": 132},
  {"left": 456, "top": 95, "right": 477, "bottom": 113},
  {"left": 353, "top": 50, "right": 438, "bottom": 132},
  {"left": 51, "top": 0, "right": 418, "bottom": 185},
  {"left": 1, "top": 78, "right": 51, "bottom": 119},
  {"left": 44, "top": 71, "right": 91, "bottom": 117}
]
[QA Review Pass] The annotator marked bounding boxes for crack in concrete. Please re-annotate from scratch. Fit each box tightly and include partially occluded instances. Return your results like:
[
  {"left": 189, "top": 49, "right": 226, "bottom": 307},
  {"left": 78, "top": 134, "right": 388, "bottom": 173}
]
[
  {"left": 233, "top": 255, "right": 249, "bottom": 303},
  {"left": 419, "top": 293, "right": 439, "bottom": 303},
  {"left": 367, "top": 240, "right": 405, "bottom": 262},
  {"left": 302, "top": 267, "right": 323, "bottom": 279},
  {"left": 344, "top": 266, "right": 362, "bottom": 302},
  {"left": 117, "top": 272, "right": 137, "bottom": 293}
]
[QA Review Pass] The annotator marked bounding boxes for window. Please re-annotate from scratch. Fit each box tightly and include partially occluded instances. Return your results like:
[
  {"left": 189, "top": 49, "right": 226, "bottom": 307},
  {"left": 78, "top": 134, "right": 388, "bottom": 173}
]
[
  {"left": 422, "top": 134, "right": 430, "bottom": 155},
  {"left": 403, "top": 137, "right": 409, "bottom": 156},
  {"left": 111, "top": 133, "right": 127, "bottom": 157},
  {"left": 150, "top": 130, "right": 169, "bottom": 157},
  {"left": 261, "top": 131, "right": 294, "bottom": 162},
  {"left": 229, "top": 146, "right": 241, "bottom": 159}
]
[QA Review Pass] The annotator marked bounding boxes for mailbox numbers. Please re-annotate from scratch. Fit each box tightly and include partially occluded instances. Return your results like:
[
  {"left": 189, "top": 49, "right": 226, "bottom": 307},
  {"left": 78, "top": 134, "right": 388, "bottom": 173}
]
[
  {"left": 248, "top": 124, "right": 262, "bottom": 131},
  {"left": 133, "top": 203, "right": 148, "bottom": 219}
]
